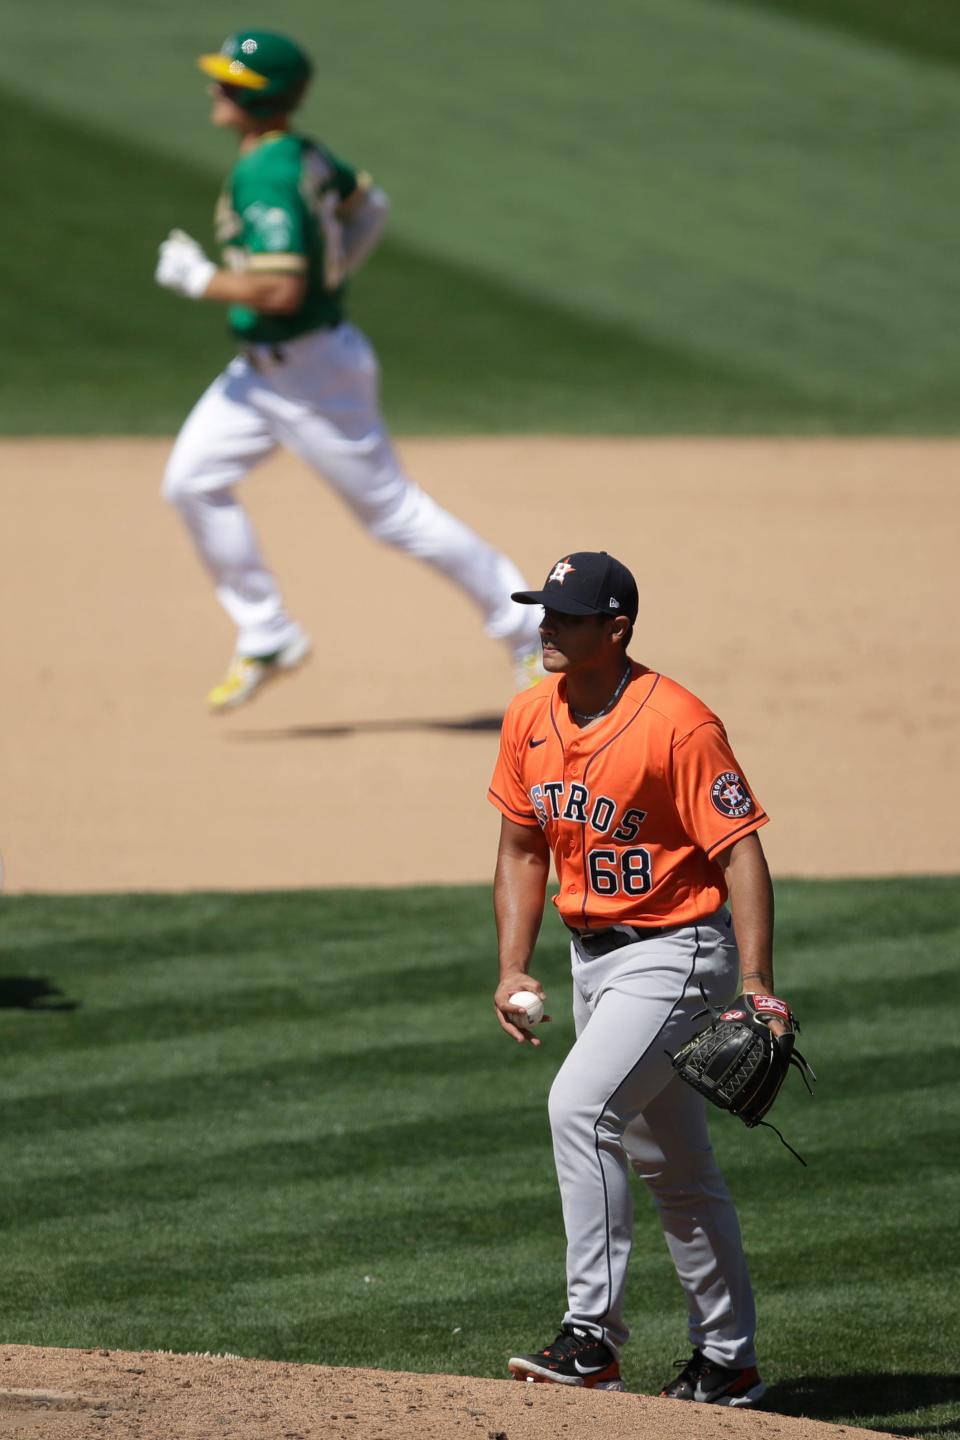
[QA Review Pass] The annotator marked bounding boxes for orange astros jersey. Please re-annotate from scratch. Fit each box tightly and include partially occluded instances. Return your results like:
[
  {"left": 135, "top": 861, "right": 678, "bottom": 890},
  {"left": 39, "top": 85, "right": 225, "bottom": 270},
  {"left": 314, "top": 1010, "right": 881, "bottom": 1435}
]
[{"left": 488, "top": 664, "right": 769, "bottom": 930}]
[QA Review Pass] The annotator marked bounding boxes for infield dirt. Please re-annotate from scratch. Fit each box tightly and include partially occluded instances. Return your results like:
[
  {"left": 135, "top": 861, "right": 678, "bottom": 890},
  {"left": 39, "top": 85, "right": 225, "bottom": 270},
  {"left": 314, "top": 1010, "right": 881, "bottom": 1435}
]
[{"left": 3, "top": 436, "right": 957, "bottom": 892}]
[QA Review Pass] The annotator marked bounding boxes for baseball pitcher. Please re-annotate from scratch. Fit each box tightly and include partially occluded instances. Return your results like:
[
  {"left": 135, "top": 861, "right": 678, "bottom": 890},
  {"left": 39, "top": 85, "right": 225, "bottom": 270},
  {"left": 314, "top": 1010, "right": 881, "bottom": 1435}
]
[{"left": 490, "top": 551, "right": 794, "bottom": 1404}]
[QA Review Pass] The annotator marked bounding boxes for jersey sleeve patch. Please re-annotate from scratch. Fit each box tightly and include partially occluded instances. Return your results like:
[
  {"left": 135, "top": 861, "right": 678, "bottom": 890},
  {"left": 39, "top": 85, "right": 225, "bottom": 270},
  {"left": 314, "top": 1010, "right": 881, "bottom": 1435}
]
[
  {"left": 710, "top": 771, "right": 754, "bottom": 819},
  {"left": 244, "top": 202, "right": 298, "bottom": 252}
]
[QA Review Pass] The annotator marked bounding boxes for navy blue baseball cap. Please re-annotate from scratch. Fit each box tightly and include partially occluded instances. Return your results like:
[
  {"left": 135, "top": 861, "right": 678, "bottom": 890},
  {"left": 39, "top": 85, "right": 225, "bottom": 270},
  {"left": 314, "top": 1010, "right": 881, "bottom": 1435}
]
[{"left": 512, "top": 551, "right": 638, "bottom": 621}]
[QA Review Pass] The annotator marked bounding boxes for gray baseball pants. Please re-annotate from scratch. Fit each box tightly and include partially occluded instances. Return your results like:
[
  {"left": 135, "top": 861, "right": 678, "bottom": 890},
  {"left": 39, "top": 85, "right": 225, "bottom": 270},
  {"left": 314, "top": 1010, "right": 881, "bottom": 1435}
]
[{"left": 549, "top": 908, "right": 757, "bottom": 1366}]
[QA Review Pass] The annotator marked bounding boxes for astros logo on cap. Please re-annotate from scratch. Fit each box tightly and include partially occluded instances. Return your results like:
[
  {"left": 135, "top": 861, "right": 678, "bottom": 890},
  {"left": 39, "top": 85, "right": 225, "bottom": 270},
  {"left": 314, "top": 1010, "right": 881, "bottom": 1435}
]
[{"left": 548, "top": 558, "right": 576, "bottom": 585}]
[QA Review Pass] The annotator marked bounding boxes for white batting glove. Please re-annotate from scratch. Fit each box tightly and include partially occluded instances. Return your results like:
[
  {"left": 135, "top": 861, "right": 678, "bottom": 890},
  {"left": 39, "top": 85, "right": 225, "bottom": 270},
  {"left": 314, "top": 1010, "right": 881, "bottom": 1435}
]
[{"left": 155, "top": 229, "right": 217, "bottom": 300}]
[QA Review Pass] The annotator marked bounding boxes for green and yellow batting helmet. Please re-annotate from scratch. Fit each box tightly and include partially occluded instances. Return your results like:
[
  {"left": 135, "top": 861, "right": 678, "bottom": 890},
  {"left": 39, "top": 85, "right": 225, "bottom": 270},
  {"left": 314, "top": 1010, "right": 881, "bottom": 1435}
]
[{"left": 198, "top": 30, "right": 312, "bottom": 115}]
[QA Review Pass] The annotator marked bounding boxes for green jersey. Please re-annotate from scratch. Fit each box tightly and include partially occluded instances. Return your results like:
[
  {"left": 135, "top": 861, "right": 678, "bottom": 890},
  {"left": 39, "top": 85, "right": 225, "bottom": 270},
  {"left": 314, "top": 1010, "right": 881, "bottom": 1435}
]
[{"left": 214, "top": 131, "right": 361, "bottom": 345}]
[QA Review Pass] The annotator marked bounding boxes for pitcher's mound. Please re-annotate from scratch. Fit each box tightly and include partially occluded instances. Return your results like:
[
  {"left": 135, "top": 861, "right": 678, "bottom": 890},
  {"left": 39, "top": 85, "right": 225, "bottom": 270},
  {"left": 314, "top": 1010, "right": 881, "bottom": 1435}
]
[{"left": 0, "top": 1345, "right": 903, "bottom": 1440}]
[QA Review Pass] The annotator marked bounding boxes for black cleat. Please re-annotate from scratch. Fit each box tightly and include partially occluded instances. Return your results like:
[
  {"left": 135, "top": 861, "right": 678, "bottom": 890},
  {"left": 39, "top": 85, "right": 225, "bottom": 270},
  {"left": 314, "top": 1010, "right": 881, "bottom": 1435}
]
[
  {"left": 508, "top": 1324, "right": 626, "bottom": 1391},
  {"left": 660, "top": 1348, "right": 766, "bottom": 1407}
]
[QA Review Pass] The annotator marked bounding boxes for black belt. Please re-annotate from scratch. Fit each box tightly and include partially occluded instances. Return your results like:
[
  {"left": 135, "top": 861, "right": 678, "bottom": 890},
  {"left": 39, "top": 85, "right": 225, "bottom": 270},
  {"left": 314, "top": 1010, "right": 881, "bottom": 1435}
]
[
  {"left": 567, "top": 923, "right": 669, "bottom": 959},
  {"left": 241, "top": 322, "right": 342, "bottom": 371},
  {"left": 242, "top": 344, "right": 287, "bottom": 369}
]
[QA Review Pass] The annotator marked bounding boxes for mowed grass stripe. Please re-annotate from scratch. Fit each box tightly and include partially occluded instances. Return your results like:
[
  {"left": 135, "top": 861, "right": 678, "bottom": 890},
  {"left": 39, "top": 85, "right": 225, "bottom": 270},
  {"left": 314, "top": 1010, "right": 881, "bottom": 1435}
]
[
  {"left": 5, "top": 1098, "right": 549, "bottom": 1218},
  {"left": 1, "top": 881, "right": 957, "bottom": 1435},
  {"left": 5, "top": 1014, "right": 955, "bottom": 1150},
  {"left": 739, "top": 0, "right": 960, "bottom": 70}
]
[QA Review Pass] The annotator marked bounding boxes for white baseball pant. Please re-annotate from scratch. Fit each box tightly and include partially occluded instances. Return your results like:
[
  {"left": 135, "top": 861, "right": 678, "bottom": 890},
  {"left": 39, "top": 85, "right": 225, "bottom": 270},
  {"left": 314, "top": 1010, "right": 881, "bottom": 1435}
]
[
  {"left": 162, "top": 323, "right": 540, "bottom": 659},
  {"left": 549, "top": 908, "right": 758, "bottom": 1365}
]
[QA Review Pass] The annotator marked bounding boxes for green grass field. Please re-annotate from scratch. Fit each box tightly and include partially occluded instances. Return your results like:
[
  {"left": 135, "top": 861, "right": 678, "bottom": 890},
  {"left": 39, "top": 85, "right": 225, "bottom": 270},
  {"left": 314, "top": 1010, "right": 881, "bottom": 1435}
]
[
  {"left": 3, "top": 0, "right": 960, "bottom": 433},
  {"left": 2, "top": 879, "right": 958, "bottom": 1436}
]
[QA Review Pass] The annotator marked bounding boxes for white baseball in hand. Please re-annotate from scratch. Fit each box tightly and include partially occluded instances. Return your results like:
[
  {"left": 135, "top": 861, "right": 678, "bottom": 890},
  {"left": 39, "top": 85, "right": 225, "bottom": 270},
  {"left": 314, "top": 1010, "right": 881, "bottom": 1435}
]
[{"left": 509, "top": 990, "right": 544, "bottom": 1028}]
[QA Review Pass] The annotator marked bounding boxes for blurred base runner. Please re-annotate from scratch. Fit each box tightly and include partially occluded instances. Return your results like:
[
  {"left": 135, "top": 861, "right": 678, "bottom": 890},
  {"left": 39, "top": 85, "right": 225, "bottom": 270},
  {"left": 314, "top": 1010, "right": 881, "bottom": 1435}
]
[{"left": 155, "top": 28, "right": 542, "bottom": 711}]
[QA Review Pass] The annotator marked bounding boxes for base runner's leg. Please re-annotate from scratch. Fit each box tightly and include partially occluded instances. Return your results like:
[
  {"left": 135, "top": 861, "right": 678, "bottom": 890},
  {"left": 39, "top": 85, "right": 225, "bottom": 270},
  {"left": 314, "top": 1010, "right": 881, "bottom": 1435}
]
[
  {"left": 162, "top": 361, "right": 302, "bottom": 658},
  {"left": 269, "top": 326, "right": 541, "bottom": 663}
]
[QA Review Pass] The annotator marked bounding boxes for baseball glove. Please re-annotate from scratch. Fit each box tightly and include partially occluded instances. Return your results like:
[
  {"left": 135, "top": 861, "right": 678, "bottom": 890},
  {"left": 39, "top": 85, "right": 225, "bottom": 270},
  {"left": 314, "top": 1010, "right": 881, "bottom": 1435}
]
[{"left": 670, "top": 991, "right": 815, "bottom": 1163}]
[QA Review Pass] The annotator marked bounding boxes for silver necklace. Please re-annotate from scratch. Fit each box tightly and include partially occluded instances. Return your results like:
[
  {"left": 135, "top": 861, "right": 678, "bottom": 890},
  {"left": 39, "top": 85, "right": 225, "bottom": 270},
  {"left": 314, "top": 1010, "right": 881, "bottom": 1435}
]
[{"left": 571, "top": 663, "right": 632, "bottom": 724}]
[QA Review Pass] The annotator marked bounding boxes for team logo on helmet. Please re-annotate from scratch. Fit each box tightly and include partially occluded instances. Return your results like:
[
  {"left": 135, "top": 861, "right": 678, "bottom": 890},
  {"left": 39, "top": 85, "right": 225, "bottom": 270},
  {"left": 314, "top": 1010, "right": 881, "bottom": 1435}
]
[
  {"left": 548, "top": 558, "right": 576, "bottom": 585},
  {"left": 710, "top": 771, "right": 753, "bottom": 818}
]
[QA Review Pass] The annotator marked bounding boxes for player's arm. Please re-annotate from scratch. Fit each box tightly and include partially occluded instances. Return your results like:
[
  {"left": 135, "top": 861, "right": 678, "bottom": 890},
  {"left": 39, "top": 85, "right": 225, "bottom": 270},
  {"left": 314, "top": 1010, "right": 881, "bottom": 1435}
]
[
  {"left": 336, "top": 179, "right": 390, "bottom": 275},
  {"left": 670, "top": 718, "right": 779, "bottom": 1007},
  {"left": 201, "top": 268, "right": 306, "bottom": 313},
  {"left": 493, "top": 816, "right": 551, "bottom": 1046},
  {"left": 154, "top": 228, "right": 306, "bottom": 312},
  {"left": 716, "top": 832, "right": 785, "bottom": 1032}
]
